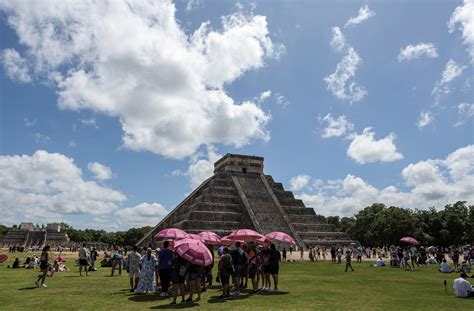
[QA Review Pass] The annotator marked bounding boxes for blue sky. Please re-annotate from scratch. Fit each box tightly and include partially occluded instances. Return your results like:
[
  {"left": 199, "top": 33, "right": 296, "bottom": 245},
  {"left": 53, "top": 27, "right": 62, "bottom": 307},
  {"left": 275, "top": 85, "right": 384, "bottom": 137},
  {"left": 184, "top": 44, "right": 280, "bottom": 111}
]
[{"left": 0, "top": 0, "right": 472, "bottom": 230}]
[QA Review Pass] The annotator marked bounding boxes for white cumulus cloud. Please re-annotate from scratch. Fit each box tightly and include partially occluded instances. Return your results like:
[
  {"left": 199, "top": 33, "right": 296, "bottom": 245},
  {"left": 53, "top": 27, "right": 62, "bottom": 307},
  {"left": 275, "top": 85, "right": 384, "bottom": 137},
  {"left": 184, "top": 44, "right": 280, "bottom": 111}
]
[
  {"left": 416, "top": 111, "right": 433, "bottom": 129},
  {"left": 290, "top": 174, "right": 311, "bottom": 191},
  {"left": 432, "top": 59, "right": 467, "bottom": 98},
  {"left": 324, "top": 47, "right": 367, "bottom": 103},
  {"left": 114, "top": 202, "right": 168, "bottom": 228},
  {"left": 448, "top": 0, "right": 474, "bottom": 63},
  {"left": 456, "top": 102, "right": 474, "bottom": 126},
  {"left": 319, "top": 113, "right": 354, "bottom": 138},
  {"left": 0, "top": 0, "right": 280, "bottom": 159},
  {"left": 1, "top": 48, "right": 31, "bottom": 83},
  {"left": 398, "top": 42, "right": 439, "bottom": 62},
  {"left": 344, "top": 5, "right": 376, "bottom": 28},
  {"left": 185, "top": 145, "right": 222, "bottom": 188},
  {"left": 330, "top": 26, "right": 346, "bottom": 52},
  {"left": 293, "top": 145, "right": 474, "bottom": 216},
  {"left": 88, "top": 162, "right": 113, "bottom": 180},
  {"left": 346, "top": 127, "right": 403, "bottom": 164},
  {"left": 0, "top": 150, "right": 126, "bottom": 224}
]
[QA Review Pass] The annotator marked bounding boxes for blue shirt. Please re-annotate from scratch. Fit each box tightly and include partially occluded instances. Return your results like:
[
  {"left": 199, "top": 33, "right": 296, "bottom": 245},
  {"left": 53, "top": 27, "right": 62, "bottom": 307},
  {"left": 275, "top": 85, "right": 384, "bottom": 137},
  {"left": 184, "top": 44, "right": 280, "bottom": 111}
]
[{"left": 159, "top": 248, "right": 173, "bottom": 269}]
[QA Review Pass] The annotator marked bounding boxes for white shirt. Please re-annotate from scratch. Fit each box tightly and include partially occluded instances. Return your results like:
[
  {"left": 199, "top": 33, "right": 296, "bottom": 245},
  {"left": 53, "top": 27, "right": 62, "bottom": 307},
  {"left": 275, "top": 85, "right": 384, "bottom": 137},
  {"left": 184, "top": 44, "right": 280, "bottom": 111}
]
[
  {"left": 78, "top": 247, "right": 88, "bottom": 260},
  {"left": 453, "top": 277, "right": 473, "bottom": 298},
  {"left": 375, "top": 258, "right": 384, "bottom": 267},
  {"left": 440, "top": 262, "right": 452, "bottom": 273}
]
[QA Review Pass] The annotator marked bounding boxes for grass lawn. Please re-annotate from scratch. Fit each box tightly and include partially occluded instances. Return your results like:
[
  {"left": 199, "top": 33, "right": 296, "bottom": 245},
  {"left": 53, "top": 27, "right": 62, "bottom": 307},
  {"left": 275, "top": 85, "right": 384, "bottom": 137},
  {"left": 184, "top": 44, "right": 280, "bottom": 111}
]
[{"left": 0, "top": 252, "right": 472, "bottom": 310}]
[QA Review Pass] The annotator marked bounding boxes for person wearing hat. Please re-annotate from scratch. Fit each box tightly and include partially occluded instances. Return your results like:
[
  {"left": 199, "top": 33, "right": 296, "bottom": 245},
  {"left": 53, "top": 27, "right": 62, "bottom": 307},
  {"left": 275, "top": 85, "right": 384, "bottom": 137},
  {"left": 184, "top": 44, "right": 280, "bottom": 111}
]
[{"left": 453, "top": 272, "right": 474, "bottom": 298}]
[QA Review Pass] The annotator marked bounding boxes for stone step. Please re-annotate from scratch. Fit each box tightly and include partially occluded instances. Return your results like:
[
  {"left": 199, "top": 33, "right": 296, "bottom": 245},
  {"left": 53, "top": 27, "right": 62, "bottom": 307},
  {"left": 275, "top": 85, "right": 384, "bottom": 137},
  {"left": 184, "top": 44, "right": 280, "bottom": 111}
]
[
  {"left": 278, "top": 198, "right": 305, "bottom": 207},
  {"left": 206, "top": 186, "right": 236, "bottom": 195},
  {"left": 189, "top": 202, "right": 243, "bottom": 213},
  {"left": 194, "top": 193, "right": 241, "bottom": 204},
  {"left": 272, "top": 190, "right": 295, "bottom": 200},
  {"left": 209, "top": 177, "right": 235, "bottom": 188},
  {"left": 283, "top": 206, "right": 316, "bottom": 216},
  {"left": 302, "top": 239, "right": 354, "bottom": 246},
  {"left": 187, "top": 211, "right": 242, "bottom": 222},
  {"left": 175, "top": 220, "right": 243, "bottom": 231},
  {"left": 299, "top": 231, "right": 350, "bottom": 240},
  {"left": 288, "top": 214, "right": 326, "bottom": 223},
  {"left": 292, "top": 223, "right": 337, "bottom": 232}
]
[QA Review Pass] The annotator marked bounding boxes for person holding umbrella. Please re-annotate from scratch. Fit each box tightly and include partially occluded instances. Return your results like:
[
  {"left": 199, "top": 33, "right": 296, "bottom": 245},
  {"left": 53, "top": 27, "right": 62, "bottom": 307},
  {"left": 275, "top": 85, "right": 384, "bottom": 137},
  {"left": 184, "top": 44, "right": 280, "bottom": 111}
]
[
  {"left": 218, "top": 247, "right": 234, "bottom": 300},
  {"left": 170, "top": 252, "right": 188, "bottom": 305}
]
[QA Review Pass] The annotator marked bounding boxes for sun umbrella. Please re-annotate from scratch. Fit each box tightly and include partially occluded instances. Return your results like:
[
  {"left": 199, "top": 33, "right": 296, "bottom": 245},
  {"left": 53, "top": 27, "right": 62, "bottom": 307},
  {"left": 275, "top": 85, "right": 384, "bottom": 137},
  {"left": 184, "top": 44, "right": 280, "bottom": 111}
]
[
  {"left": 0, "top": 254, "right": 8, "bottom": 264},
  {"left": 155, "top": 228, "right": 187, "bottom": 240},
  {"left": 400, "top": 237, "right": 419, "bottom": 245},
  {"left": 198, "top": 231, "right": 221, "bottom": 245},
  {"left": 184, "top": 233, "right": 204, "bottom": 242},
  {"left": 227, "top": 229, "right": 265, "bottom": 242},
  {"left": 220, "top": 235, "right": 245, "bottom": 245},
  {"left": 256, "top": 235, "right": 271, "bottom": 246},
  {"left": 265, "top": 231, "right": 296, "bottom": 246},
  {"left": 174, "top": 238, "right": 213, "bottom": 266}
]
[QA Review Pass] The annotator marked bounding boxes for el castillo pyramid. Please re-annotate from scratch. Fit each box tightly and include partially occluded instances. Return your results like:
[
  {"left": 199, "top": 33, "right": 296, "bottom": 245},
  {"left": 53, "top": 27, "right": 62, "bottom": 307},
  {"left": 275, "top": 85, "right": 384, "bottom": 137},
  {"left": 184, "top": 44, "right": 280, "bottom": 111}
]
[{"left": 138, "top": 154, "right": 354, "bottom": 247}]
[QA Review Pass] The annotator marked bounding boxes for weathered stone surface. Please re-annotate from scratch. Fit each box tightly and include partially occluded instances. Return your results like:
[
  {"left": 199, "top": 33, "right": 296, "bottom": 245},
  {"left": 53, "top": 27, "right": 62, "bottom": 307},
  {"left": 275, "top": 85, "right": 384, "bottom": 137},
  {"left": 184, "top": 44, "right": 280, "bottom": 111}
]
[{"left": 138, "top": 154, "right": 355, "bottom": 247}]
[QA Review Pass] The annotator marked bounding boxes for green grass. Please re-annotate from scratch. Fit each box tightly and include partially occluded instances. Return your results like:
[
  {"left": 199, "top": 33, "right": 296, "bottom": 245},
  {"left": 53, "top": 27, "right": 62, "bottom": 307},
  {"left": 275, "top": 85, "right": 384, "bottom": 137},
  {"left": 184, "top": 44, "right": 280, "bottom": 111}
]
[{"left": 0, "top": 252, "right": 472, "bottom": 310}]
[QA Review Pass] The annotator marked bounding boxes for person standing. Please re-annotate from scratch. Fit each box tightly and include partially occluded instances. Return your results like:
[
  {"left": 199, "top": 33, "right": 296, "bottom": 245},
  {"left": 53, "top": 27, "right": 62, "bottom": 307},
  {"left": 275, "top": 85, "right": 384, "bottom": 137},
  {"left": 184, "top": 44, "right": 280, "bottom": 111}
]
[
  {"left": 111, "top": 253, "right": 123, "bottom": 276},
  {"left": 230, "top": 243, "right": 242, "bottom": 296},
  {"left": 345, "top": 250, "right": 354, "bottom": 272},
  {"left": 78, "top": 243, "right": 89, "bottom": 276},
  {"left": 268, "top": 244, "right": 281, "bottom": 292},
  {"left": 336, "top": 247, "right": 342, "bottom": 264},
  {"left": 90, "top": 247, "right": 98, "bottom": 271},
  {"left": 158, "top": 241, "right": 173, "bottom": 297},
  {"left": 170, "top": 253, "right": 188, "bottom": 305},
  {"left": 289, "top": 246, "right": 293, "bottom": 256},
  {"left": 331, "top": 246, "right": 336, "bottom": 263},
  {"left": 135, "top": 248, "right": 159, "bottom": 294},
  {"left": 127, "top": 246, "right": 142, "bottom": 292},
  {"left": 35, "top": 245, "right": 50, "bottom": 287},
  {"left": 218, "top": 247, "right": 234, "bottom": 300},
  {"left": 282, "top": 248, "right": 287, "bottom": 262}
]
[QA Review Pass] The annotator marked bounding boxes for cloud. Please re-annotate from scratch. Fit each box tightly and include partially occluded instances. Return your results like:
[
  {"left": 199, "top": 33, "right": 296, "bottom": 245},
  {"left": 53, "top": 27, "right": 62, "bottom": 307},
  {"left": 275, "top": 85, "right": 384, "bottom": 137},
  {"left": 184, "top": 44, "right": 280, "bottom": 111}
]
[
  {"left": 455, "top": 102, "right": 474, "bottom": 126},
  {"left": 24, "top": 117, "right": 36, "bottom": 127},
  {"left": 416, "top": 111, "right": 433, "bottom": 129},
  {"left": 293, "top": 145, "right": 474, "bottom": 216},
  {"left": 88, "top": 162, "right": 113, "bottom": 180},
  {"left": 80, "top": 118, "right": 98, "bottom": 128},
  {"left": 346, "top": 127, "right": 403, "bottom": 164},
  {"left": 330, "top": 26, "right": 346, "bottom": 52},
  {"left": 289, "top": 174, "right": 311, "bottom": 191},
  {"left": 33, "top": 132, "right": 50, "bottom": 144},
  {"left": 258, "top": 90, "right": 272, "bottom": 102},
  {"left": 185, "top": 0, "right": 204, "bottom": 12},
  {"left": 324, "top": 47, "right": 367, "bottom": 103},
  {"left": 114, "top": 202, "right": 168, "bottom": 228},
  {"left": 398, "top": 42, "right": 439, "bottom": 62},
  {"left": 0, "top": 0, "right": 280, "bottom": 159},
  {"left": 68, "top": 140, "right": 76, "bottom": 148},
  {"left": 185, "top": 145, "right": 222, "bottom": 188},
  {"left": 344, "top": 5, "right": 376, "bottom": 28},
  {"left": 0, "top": 150, "right": 126, "bottom": 224},
  {"left": 1, "top": 48, "right": 31, "bottom": 83},
  {"left": 432, "top": 59, "right": 467, "bottom": 98},
  {"left": 319, "top": 113, "right": 354, "bottom": 138},
  {"left": 448, "top": 0, "right": 474, "bottom": 63},
  {"left": 275, "top": 93, "right": 289, "bottom": 106}
]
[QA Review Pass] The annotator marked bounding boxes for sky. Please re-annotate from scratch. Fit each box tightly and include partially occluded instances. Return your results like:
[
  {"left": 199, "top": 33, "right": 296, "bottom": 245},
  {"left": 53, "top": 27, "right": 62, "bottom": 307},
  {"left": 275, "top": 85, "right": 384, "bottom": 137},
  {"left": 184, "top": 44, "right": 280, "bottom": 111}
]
[{"left": 0, "top": 0, "right": 472, "bottom": 231}]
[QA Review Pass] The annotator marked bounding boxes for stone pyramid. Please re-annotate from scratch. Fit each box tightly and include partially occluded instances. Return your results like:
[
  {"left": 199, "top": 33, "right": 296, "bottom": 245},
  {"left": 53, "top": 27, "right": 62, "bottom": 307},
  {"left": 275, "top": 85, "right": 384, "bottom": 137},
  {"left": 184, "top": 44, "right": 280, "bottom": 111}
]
[{"left": 138, "top": 154, "right": 354, "bottom": 248}]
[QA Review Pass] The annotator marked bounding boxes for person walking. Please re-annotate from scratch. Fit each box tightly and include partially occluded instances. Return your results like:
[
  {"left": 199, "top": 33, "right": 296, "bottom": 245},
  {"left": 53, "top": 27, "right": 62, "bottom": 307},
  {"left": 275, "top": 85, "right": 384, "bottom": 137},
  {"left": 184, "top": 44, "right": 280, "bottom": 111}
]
[
  {"left": 78, "top": 243, "right": 89, "bottom": 276},
  {"left": 127, "top": 246, "right": 142, "bottom": 292},
  {"left": 35, "top": 245, "right": 50, "bottom": 287},
  {"left": 135, "top": 248, "right": 159, "bottom": 294},
  {"left": 345, "top": 250, "right": 354, "bottom": 272},
  {"left": 158, "top": 241, "right": 173, "bottom": 296}
]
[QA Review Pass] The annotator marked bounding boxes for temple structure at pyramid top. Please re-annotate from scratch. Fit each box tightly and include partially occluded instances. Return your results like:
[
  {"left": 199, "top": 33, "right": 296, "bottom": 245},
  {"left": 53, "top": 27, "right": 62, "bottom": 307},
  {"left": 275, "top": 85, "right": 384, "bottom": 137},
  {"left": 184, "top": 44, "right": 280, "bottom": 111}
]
[{"left": 137, "top": 154, "right": 354, "bottom": 247}]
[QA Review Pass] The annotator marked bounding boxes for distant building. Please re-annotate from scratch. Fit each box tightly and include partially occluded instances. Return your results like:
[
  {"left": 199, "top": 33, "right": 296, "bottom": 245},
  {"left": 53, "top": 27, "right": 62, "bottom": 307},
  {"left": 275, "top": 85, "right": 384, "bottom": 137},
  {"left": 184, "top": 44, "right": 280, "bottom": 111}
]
[{"left": 1, "top": 223, "right": 69, "bottom": 248}]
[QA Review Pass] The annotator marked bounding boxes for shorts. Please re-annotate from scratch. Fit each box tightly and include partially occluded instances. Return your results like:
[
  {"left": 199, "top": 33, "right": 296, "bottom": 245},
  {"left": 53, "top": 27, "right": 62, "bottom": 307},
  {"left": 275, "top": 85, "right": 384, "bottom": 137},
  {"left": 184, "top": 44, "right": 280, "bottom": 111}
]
[
  {"left": 220, "top": 274, "right": 230, "bottom": 285},
  {"left": 248, "top": 266, "right": 257, "bottom": 279},
  {"left": 267, "top": 265, "right": 279, "bottom": 275},
  {"left": 187, "top": 272, "right": 200, "bottom": 281},
  {"left": 171, "top": 271, "right": 185, "bottom": 284},
  {"left": 128, "top": 271, "right": 140, "bottom": 279},
  {"left": 232, "top": 265, "right": 242, "bottom": 277},
  {"left": 79, "top": 259, "right": 88, "bottom": 266}
]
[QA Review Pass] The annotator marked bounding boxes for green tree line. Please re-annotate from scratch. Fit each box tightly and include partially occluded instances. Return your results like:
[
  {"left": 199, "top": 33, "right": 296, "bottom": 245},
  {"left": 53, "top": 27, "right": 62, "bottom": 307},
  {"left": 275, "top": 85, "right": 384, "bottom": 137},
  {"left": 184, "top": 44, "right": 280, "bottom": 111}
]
[{"left": 324, "top": 201, "right": 473, "bottom": 246}]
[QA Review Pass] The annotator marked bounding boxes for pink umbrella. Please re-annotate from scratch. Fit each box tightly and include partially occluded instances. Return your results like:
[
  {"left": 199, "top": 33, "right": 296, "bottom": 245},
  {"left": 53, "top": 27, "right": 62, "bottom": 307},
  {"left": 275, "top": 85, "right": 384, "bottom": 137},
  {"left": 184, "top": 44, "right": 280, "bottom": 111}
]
[
  {"left": 198, "top": 231, "right": 221, "bottom": 245},
  {"left": 256, "top": 235, "right": 271, "bottom": 246},
  {"left": 400, "top": 237, "right": 419, "bottom": 245},
  {"left": 174, "top": 238, "right": 213, "bottom": 266},
  {"left": 220, "top": 235, "right": 245, "bottom": 245},
  {"left": 265, "top": 231, "right": 296, "bottom": 246},
  {"left": 184, "top": 233, "right": 204, "bottom": 242},
  {"left": 227, "top": 229, "right": 265, "bottom": 242},
  {"left": 155, "top": 228, "right": 187, "bottom": 240}
]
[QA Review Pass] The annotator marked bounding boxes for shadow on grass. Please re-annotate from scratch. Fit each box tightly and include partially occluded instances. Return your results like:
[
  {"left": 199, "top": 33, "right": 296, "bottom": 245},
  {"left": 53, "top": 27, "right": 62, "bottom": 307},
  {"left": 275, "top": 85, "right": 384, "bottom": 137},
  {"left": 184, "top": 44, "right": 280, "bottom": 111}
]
[
  {"left": 151, "top": 302, "right": 199, "bottom": 309},
  {"left": 17, "top": 287, "right": 37, "bottom": 290},
  {"left": 257, "top": 291, "right": 289, "bottom": 296},
  {"left": 64, "top": 275, "right": 81, "bottom": 278},
  {"left": 128, "top": 294, "right": 172, "bottom": 303}
]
